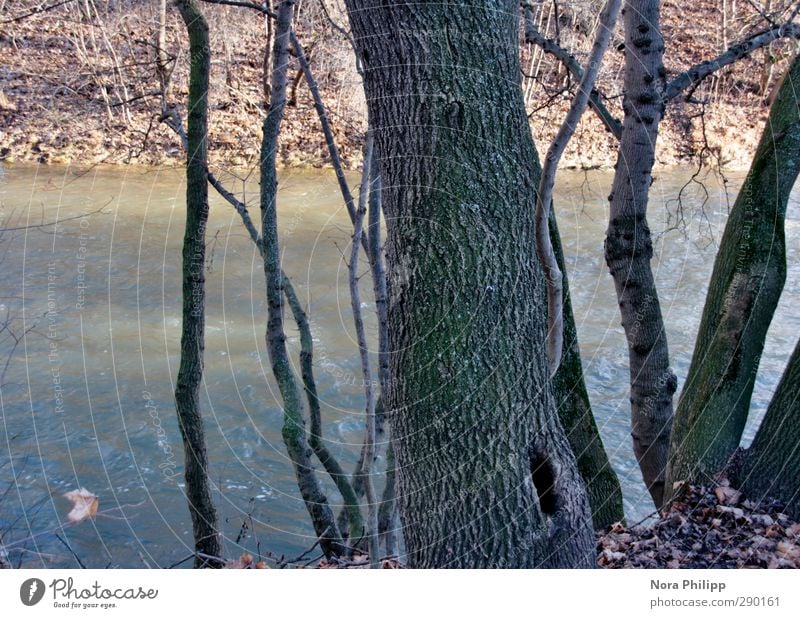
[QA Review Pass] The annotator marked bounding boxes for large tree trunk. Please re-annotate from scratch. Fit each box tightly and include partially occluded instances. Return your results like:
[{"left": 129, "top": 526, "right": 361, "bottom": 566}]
[
  {"left": 667, "top": 55, "right": 800, "bottom": 493},
  {"left": 605, "top": 0, "right": 677, "bottom": 509},
  {"left": 173, "top": 0, "right": 222, "bottom": 568},
  {"left": 344, "top": 0, "right": 595, "bottom": 568},
  {"left": 549, "top": 209, "right": 624, "bottom": 530},
  {"left": 733, "top": 338, "right": 800, "bottom": 519},
  {"left": 260, "top": 0, "right": 344, "bottom": 558}
]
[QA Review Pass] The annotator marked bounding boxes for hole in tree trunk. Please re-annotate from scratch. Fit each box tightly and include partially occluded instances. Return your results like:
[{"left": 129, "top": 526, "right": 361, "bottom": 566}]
[{"left": 531, "top": 451, "right": 559, "bottom": 516}]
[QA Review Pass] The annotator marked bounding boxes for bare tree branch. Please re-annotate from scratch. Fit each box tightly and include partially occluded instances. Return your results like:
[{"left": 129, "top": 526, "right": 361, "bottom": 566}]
[
  {"left": 348, "top": 131, "right": 379, "bottom": 568},
  {"left": 534, "top": 0, "right": 622, "bottom": 375},
  {"left": 1, "top": 0, "right": 77, "bottom": 24},
  {"left": 523, "top": 2, "right": 623, "bottom": 140},
  {"left": 199, "top": 0, "right": 274, "bottom": 17},
  {"left": 665, "top": 22, "right": 800, "bottom": 101}
]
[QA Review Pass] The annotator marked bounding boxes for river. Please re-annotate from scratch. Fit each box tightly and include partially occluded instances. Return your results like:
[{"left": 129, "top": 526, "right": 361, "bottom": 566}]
[{"left": 0, "top": 163, "right": 797, "bottom": 567}]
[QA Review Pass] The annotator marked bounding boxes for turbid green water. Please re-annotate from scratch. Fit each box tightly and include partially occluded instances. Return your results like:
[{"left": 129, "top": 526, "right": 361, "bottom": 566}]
[{"left": 0, "top": 163, "right": 797, "bottom": 567}]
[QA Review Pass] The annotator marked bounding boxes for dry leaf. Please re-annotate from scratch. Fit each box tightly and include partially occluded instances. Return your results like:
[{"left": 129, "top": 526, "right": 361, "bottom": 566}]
[
  {"left": 64, "top": 488, "right": 98, "bottom": 523},
  {"left": 714, "top": 486, "right": 742, "bottom": 506},
  {"left": 225, "top": 553, "right": 254, "bottom": 569}
]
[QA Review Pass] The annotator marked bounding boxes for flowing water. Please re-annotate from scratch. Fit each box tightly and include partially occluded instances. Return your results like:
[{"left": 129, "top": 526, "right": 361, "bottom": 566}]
[{"left": 0, "top": 163, "right": 798, "bottom": 567}]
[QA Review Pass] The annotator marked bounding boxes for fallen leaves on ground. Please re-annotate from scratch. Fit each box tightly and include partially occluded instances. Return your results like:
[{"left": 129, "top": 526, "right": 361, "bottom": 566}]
[
  {"left": 316, "top": 555, "right": 404, "bottom": 569},
  {"left": 598, "top": 482, "right": 800, "bottom": 568},
  {"left": 225, "top": 553, "right": 269, "bottom": 569}
]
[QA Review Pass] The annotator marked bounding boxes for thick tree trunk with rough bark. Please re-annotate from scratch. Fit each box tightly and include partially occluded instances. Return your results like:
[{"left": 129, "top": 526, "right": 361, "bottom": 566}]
[
  {"left": 549, "top": 209, "right": 624, "bottom": 530},
  {"left": 173, "top": 0, "right": 222, "bottom": 568},
  {"left": 605, "top": 0, "right": 677, "bottom": 509},
  {"left": 668, "top": 55, "right": 800, "bottom": 493},
  {"left": 260, "top": 0, "right": 344, "bottom": 558},
  {"left": 345, "top": 0, "right": 595, "bottom": 568},
  {"left": 733, "top": 338, "right": 800, "bottom": 519}
]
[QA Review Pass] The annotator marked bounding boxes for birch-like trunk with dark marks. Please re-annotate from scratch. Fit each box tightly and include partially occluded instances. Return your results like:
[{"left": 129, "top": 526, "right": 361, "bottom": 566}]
[
  {"left": 173, "top": 0, "right": 222, "bottom": 568},
  {"left": 345, "top": 0, "right": 595, "bottom": 568},
  {"left": 668, "top": 55, "right": 800, "bottom": 495},
  {"left": 605, "top": 0, "right": 676, "bottom": 509}
]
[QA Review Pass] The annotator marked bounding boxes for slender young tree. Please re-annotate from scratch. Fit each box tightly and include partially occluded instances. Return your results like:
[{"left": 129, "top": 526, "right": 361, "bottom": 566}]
[
  {"left": 344, "top": 0, "right": 595, "bottom": 568},
  {"left": 549, "top": 209, "right": 625, "bottom": 529},
  {"left": 173, "top": 0, "right": 222, "bottom": 568},
  {"left": 260, "top": 0, "right": 344, "bottom": 557}
]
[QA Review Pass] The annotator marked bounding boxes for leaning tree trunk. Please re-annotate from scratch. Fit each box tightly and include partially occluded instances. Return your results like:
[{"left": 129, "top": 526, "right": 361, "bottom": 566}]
[
  {"left": 260, "top": 0, "right": 344, "bottom": 558},
  {"left": 549, "top": 208, "right": 624, "bottom": 530},
  {"left": 605, "top": 0, "right": 677, "bottom": 509},
  {"left": 732, "top": 337, "right": 800, "bottom": 519},
  {"left": 667, "top": 55, "right": 800, "bottom": 493},
  {"left": 173, "top": 0, "right": 222, "bottom": 568},
  {"left": 345, "top": 0, "right": 595, "bottom": 568}
]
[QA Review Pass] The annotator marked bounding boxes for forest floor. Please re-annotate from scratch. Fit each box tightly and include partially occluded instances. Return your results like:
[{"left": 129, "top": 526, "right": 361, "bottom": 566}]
[
  {"left": 0, "top": 1, "right": 795, "bottom": 171},
  {"left": 597, "top": 482, "right": 800, "bottom": 569},
  {"left": 311, "top": 483, "right": 800, "bottom": 569},
  {"left": 256, "top": 483, "right": 800, "bottom": 569}
]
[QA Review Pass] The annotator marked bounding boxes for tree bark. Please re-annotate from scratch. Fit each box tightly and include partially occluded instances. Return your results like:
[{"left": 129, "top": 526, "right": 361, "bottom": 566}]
[
  {"left": 667, "top": 55, "right": 800, "bottom": 493},
  {"left": 605, "top": 0, "right": 677, "bottom": 509},
  {"left": 535, "top": 0, "right": 622, "bottom": 374},
  {"left": 173, "top": 0, "right": 222, "bottom": 568},
  {"left": 348, "top": 132, "right": 379, "bottom": 567},
  {"left": 282, "top": 276, "right": 363, "bottom": 546},
  {"left": 733, "top": 338, "right": 800, "bottom": 520},
  {"left": 549, "top": 209, "right": 625, "bottom": 530},
  {"left": 345, "top": 0, "right": 595, "bottom": 568},
  {"left": 260, "top": 0, "right": 344, "bottom": 558}
]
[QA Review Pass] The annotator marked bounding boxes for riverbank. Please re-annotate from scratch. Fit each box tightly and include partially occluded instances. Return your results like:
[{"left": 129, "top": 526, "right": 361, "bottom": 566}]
[
  {"left": 0, "top": 1, "right": 789, "bottom": 172},
  {"left": 598, "top": 483, "right": 800, "bottom": 569}
]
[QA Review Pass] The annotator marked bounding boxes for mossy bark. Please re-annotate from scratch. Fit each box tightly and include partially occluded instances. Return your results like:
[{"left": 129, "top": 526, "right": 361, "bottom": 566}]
[
  {"left": 345, "top": 0, "right": 595, "bottom": 568},
  {"left": 283, "top": 277, "right": 363, "bottom": 546},
  {"left": 173, "top": 0, "right": 222, "bottom": 568},
  {"left": 260, "top": 0, "right": 344, "bottom": 557},
  {"left": 667, "top": 55, "right": 800, "bottom": 494},
  {"left": 733, "top": 338, "right": 800, "bottom": 519},
  {"left": 549, "top": 209, "right": 625, "bottom": 530}
]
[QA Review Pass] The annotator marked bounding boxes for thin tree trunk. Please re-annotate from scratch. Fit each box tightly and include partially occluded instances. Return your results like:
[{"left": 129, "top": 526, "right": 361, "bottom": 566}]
[
  {"left": 173, "top": 0, "right": 222, "bottom": 568},
  {"left": 605, "top": 0, "right": 677, "bottom": 509},
  {"left": 260, "top": 0, "right": 344, "bottom": 558},
  {"left": 377, "top": 439, "right": 398, "bottom": 555},
  {"left": 733, "top": 337, "right": 800, "bottom": 519},
  {"left": 535, "top": 0, "right": 622, "bottom": 373},
  {"left": 549, "top": 209, "right": 625, "bottom": 529},
  {"left": 156, "top": 0, "right": 172, "bottom": 108},
  {"left": 345, "top": 0, "right": 595, "bottom": 568},
  {"left": 367, "top": 155, "right": 398, "bottom": 553},
  {"left": 349, "top": 132, "right": 379, "bottom": 567},
  {"left": 282, "top": 277, "right": 363, "bottom": 546},
  {"left": 667, "top": 55, "right": 800, "bottom": 493}
]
